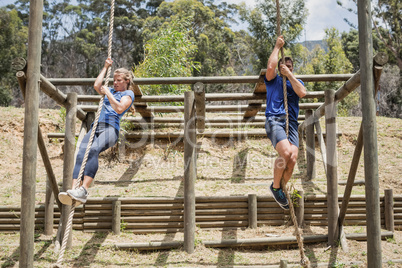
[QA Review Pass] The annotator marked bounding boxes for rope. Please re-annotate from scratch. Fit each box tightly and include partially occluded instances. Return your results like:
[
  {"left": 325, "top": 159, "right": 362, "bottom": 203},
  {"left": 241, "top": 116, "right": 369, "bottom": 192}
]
[
  {"left": 54, "top": 0, "right": 115, "bottom": 266},
  {"left": 275, "top": 0, "right": 289, "bottom": 136},
  {"left": 275, "top": 0, "right": 309, "bottom": 267}
]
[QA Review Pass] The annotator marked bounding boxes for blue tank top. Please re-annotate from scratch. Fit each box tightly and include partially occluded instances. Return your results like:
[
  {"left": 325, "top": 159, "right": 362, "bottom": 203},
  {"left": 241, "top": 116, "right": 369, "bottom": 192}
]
[
  {"left": 264, "top": 75, "right": 303, "bottom": 123},
  {"left": 98, "top": 88, "right": 135, "bottom": 131}
]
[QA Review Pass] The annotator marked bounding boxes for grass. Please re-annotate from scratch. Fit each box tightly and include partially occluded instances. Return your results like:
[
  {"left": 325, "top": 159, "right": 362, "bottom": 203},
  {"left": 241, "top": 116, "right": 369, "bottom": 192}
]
[{"left": 1, "top": 108, "right": 402, "bottom": 266}]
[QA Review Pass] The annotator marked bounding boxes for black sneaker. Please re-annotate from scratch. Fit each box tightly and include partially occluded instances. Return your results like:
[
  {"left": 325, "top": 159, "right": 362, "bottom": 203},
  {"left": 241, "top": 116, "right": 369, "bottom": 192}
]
[{"left": 269, "top": 182, "right": 289, "bottom": 210}]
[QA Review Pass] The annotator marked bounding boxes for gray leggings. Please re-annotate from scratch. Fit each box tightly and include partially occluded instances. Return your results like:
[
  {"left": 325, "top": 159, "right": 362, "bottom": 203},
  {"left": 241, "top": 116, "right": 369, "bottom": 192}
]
[{"left": 73, "top": 123, "right": 119, "bottom": 179}]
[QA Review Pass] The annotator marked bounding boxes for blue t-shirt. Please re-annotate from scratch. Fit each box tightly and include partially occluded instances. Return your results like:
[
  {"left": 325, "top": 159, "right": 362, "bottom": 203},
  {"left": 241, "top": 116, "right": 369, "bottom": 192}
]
[
  {"left": 264, "top": 74, "right": 303, "bottom": 123},
  {"left": 98, "top": 88, "right": 135, "bottom": 131}
]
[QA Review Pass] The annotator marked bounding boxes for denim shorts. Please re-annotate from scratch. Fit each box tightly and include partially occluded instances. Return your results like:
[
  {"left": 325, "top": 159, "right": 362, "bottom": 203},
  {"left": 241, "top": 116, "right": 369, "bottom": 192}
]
[{"left": 265, "top": 115, "right": 299, "bottom": 148}]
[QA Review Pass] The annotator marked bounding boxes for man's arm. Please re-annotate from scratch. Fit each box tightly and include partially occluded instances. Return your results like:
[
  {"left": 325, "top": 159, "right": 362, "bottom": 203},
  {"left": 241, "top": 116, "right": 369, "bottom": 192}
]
[
  {"left": 266, "top": 35, "right": 284, "bottom": 81},
  {"left": 280, "top": 64, "right": 306, "bottom": 98}
]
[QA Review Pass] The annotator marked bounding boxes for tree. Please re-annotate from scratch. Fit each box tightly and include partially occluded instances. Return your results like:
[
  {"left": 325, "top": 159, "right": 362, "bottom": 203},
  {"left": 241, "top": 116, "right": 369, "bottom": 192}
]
[
  {"left": 238, "top": 0, "right": 307, "bottom": 72},
  {"left": 134, "top": 18, "right": 199, "bottom": 95},
  {"left": 149, "top": 0, "right": 239, "bottom": 77},
  {"left": 0, "top": 8, "right": 27, "bottom": 106},
  {"left": 299, "top": 27, "right": 355, "bottom": 115},
  {"left": 337, "top": 0, "right": 401, "bottom": 70}
]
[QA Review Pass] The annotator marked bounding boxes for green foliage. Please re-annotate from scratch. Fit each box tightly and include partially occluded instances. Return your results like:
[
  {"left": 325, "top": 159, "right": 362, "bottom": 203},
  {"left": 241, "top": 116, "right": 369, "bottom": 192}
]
[
  {"left": 134, "top": 17, "right": 199, "bottom": 95},
  {"left": 238, "top": 0, "right": 307, "bottom": 71},
  {"left": 0, "top": 8, "right": 27, "bottom": 106},
  {"left": 298, "top": 27, "right": 356, "bottom": 116},
  {"left": 338, "top": 0, "right": 401, "bottom": 70},
  {"left": 146, "top": 0, "right": 239, "bottom": 77}
]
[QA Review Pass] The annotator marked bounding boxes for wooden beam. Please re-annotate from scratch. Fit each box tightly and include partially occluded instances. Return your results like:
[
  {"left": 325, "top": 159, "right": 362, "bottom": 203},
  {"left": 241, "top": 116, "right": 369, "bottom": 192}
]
[
  {"left": 184, "top": 91, "right": 196, "bottom": 254},
  {"left": 48, "top": 74, "right": 353, "bottom": 86},
  {"left": 20, "top": 0, "right": 43, "bottom": 266}
]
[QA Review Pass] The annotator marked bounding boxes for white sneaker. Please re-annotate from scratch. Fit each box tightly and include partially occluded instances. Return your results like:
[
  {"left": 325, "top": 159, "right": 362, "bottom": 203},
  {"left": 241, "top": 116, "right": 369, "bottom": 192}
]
[
  {"left": 58, "top": 191, "right": 73, "bottom": 206},
  {"left": 67, "top": 186, "right": 89, "bottom": 204}
]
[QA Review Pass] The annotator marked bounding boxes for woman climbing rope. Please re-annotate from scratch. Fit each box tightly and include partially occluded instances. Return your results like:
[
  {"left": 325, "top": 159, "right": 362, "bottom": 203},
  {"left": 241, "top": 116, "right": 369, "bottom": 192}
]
[{"left": 59, "top": 57, "right": 135, "bottom": 205}]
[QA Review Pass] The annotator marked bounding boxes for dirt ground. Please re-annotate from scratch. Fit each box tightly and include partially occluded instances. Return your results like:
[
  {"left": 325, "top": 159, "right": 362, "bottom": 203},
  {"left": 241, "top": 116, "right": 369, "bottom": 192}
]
[{"left": 0, "top": 106, "right": 401, "bottom": 267}]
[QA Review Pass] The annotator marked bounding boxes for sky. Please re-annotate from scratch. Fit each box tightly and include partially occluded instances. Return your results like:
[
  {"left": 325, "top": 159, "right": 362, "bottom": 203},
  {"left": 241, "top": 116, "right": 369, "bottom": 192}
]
[
  {"left": 0, "top": 0, "right": 358, "bottom": 41},
  {"left": 223, "top": 0, "right": 358, "bottom": 41}
]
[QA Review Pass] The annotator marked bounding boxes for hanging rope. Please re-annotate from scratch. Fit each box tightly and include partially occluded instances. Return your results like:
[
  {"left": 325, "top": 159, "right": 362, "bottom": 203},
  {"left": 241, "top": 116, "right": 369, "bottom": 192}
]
[
  {"left": 54, "top": 0, "right": 115, "bottom": 266},
  {"left": 275, "top": 0, "right": 310, "bottom": 267},
  {"left": 275, "top": 0, "right": 289, "bottom": 136}
]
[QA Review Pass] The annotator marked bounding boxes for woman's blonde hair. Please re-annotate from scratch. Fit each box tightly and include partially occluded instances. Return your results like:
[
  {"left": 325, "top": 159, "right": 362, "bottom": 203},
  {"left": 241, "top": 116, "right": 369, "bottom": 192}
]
[{"left": 114, "top": 68, "right": 134, "bottom": 91}]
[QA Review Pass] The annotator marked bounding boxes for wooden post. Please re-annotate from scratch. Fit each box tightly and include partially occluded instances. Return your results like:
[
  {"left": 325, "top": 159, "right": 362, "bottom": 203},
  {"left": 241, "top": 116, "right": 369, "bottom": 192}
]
[
  {"left": 358, "top": 1, "right": 382, "bottom": 266},
  {"left": 17, "top": 71, "right": 62, "bottom": 211},
  {"left": 20, "top": 0, "right": 43, "bottom": 266},
  {"left": 280, "top": 259, "right": 288, "bottom": 268},
  {"left": 44, "top": 176, "right": 55, "bottom": 235},
  {"left": 60, "top": 92, "right": 77, "bottom": 248},
  {"left": 384, "top": 189, "right": 394, "bottom": 232},
  {"left": 112, "top": 200, "right": 121, "bottom": 235},
  {"left": 325, "top": 89, "right": 338, "bottom": 246},
  {"left": 314, "top": 118, "right": 327, "bottom": 176},
  {"left": 184, "top": 91, "right": 196, "bottom": 253},
  {"left": 194, "top": 82, "right": 205, "bottom": 133},
  {"left": 248, "top": 194, "right": 257, "bottom": 229},
  {"left": 295, "top": 190, "right": 304, "bottom": 228},
  {"left": 339, "top": 124, "right": 363, "bottom": 225},
  {"left": 305, "top": 110, "right": 315, "bottom": 180},
  {"left": 339, "top": 64, "right": 384, "bottom": 226}
]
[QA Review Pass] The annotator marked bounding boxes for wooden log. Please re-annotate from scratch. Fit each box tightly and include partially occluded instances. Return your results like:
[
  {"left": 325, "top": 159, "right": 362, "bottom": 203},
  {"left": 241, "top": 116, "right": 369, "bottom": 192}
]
[
  {"left": 295, "top": 190, "right": 304, "bottom": 227},
  {"left": 314, "top": 118, "right": 327, "bottom": 176},
  {"left": 248, "top": 194, "right": 257, "bottom": 229},
  {"left": 79, "top": 103, "right": 323, "bottom": 113},
  {"left": 116, "top": 241, "right": 183, "bottom": 251},
  {"left": 384, "top": 189, "right": 394, "bottom": 232},
  {"left": 359, "top": 12, "right": 383, "bottom": 263},
  {"left": 17, "top": 71, "right": 62, "bottom": 211},
  {"left": 194, "top": 82, "right": 206, "bottom": 132},
  {"left": 44, "top": 176, "right": 54, "bottom": 235},
  {"left": 325, "top": 89, "right": 339, "bottom": 246},
  {"left": 60, "top": 92, "right": 77, "bottom": 248},
  {"left": 196, "top": 202, "right": 248, "bottom": 209},
  {"left": 184, "top": 91, "right": 196, "bottom": 254},
  {"left": 20, "top": 1, "right": 43, "bottom": 265},
  {"left": 78, "top": 91, "right": 323, "bottom": 103},
  {"left": 305, "top": 110, "right": 316, "bottom": 180},
  {"left": 120, "top": 210, "right": 184, "bottom": 216},
  {"left": 112, "top": 200, "right": 121, "bottom": 235},
  {"left": 49, "top": 74, "right": 352, "bottom": 86},
  {"left": 299, "top": 70, "right": 362, "bottom": 132},
  {"left": 339, "top": 124, "right": 364, "bottom": 226},
  {"left": 39, "top": 74, "right": 86, "bottom": 121},
  {"left": 49, "top": 130, "right": 342, "bottom": 140},
  {"left": 256, "top": 215, "right": 285, "bottom": 220}
]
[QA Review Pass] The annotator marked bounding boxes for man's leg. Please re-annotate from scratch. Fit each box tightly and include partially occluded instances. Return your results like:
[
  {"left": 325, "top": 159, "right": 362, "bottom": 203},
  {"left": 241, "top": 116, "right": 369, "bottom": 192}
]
[
  {"left": 272, "top": 139, "right": 293, "bottom": 188},
  {"left": 282, "top": 144, "right": 299, "bottom": 184}
]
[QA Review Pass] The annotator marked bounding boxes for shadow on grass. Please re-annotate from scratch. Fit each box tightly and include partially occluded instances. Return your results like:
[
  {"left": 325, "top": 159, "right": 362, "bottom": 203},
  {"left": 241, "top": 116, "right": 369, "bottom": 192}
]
[{"left": 72, "top": 232, "right": 108, "bottom": 267}]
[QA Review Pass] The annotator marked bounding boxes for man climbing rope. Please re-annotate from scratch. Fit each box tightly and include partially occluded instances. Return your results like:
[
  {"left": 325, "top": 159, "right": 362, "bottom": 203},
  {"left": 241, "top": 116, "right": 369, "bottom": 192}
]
[
  {"left": 265, "top": 35, "right": 306, "bottom": 209},
  {"left": 58, "top": 57, "right": 135, "bottom": 205}
]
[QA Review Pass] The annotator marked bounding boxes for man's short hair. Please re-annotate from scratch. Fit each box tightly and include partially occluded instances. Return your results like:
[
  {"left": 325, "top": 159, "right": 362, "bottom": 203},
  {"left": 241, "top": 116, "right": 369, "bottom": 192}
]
[{"left": 278, "top": 57, "right": 293, "bottom": 70}]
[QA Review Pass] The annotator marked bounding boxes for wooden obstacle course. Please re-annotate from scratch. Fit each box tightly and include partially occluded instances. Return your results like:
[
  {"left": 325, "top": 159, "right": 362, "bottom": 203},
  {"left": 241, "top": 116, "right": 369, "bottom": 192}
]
[{"left": 1, "top": 193, "right": 400, "bottom": 233}]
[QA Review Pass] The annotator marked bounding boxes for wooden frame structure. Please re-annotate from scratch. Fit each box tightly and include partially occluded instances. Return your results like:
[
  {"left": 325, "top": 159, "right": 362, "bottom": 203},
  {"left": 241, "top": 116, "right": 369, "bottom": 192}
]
[{"left": 18, "top": 0, "right": 387, "bottom": 266}]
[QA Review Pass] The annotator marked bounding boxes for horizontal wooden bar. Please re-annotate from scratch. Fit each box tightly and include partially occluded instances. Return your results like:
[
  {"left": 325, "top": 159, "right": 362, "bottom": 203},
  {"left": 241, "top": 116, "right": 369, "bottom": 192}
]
[
  {"left": 79, "top": 103, "right": 323, "bottom": 113},
  {"left": 77, "top": 91, "right": 325, "bottom": 103},
  {"left": 49, "top": 74, "right": 353, "bottom": 86}
]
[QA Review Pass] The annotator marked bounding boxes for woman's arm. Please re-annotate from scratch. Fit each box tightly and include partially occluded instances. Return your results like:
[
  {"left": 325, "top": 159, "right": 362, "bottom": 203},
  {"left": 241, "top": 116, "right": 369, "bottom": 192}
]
[
  {"left": 100, "top": 87, "right": 133, "bottom": 114},
  {"left": 94, "top": 58, "right": 113, "bottom": 94}
]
